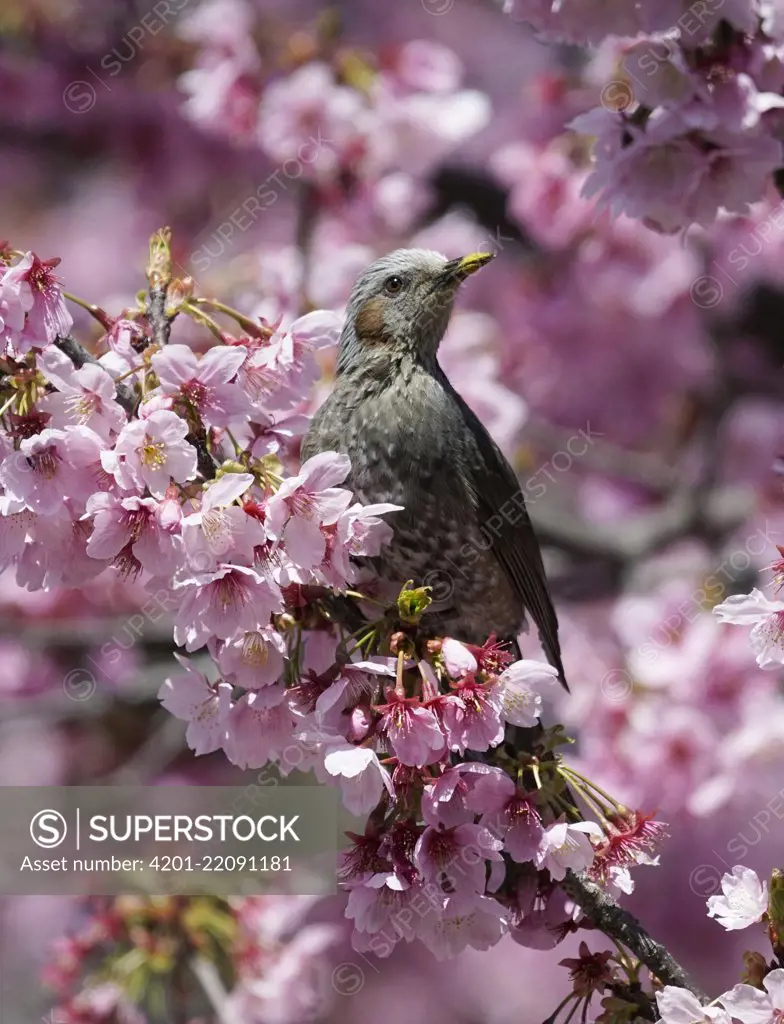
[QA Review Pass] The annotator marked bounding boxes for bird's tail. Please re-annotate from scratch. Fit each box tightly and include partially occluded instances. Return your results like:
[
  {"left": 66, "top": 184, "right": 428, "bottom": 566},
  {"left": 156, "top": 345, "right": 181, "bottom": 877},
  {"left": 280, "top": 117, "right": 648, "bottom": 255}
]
[
  {"left": 505, "top": 635, "right": 569, "bottom": 693},
  {"left": 541, "top": 634, "right": 569, "bottom": 692}
]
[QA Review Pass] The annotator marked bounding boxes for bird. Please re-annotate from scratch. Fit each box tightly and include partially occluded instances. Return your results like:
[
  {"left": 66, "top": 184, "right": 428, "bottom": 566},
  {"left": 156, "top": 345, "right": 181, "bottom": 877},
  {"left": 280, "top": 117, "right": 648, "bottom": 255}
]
[{"left": 301, "top": 248, "right": 568, "bottom": 689}]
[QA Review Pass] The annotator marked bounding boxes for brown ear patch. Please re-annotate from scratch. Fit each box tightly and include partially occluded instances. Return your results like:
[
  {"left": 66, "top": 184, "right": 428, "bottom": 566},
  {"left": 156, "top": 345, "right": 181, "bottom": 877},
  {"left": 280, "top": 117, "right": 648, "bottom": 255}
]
[{"left": 355, "top": 296, "right": 392, "bottom": 344}]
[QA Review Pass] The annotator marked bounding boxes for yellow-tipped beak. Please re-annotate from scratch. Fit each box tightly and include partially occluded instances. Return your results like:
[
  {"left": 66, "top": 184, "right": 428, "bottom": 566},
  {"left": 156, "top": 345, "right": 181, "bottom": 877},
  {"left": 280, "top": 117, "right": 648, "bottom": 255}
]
[
  {"left": 435, "top": 251, "right": 495, "bottom": 292},
  {"left": 455, "top": 251, "right": 495, "bottom": 277}
]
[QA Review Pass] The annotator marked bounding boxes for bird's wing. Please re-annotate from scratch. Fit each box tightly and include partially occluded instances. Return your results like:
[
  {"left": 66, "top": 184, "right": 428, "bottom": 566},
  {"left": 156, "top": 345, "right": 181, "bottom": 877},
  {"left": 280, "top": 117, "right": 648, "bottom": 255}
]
[{"left": 449, "top": 385, "right": 567, "bottom": 688}]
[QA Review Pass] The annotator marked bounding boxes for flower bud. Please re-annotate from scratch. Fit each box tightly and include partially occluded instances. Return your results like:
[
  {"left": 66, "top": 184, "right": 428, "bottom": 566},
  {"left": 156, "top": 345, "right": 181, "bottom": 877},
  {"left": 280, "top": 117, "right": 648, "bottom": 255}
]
[
  {"left": 166, "top": 276, "right": 194, "bottom": 316},
  {"left": 147, "top": 227, "right": 172, "bottom": 289},
  {"left": 741, "top": 950, "right": 768, "bottom": 987},
  {"left": 396, "top": 580, "right": 432, "bottom": 624}
]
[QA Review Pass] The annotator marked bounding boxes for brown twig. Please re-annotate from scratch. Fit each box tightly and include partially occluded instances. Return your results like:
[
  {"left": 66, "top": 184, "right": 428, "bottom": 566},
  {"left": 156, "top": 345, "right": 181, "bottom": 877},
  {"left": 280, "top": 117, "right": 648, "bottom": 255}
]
[
  {"left": 148, "top": 282, "right": 173, "bottom": 347},
  {"left": 531, "top": 484, "right": 754, "bottom": 565},
  {"left": 146, "top": 226, "right": 174, "bottom": 347},
  {"left": 562, "top": 871, "right": 709, "bottom": 1002}
]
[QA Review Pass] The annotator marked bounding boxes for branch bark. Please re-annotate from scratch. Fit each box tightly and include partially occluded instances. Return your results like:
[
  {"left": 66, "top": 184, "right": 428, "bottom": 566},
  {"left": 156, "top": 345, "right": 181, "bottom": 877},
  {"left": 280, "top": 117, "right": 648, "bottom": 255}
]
[
  {"left": 562, "top": 871, "right": 709, "bottom": 1002},
  {"left": 148, "top": 283, "right": 172, "bottom": 347},
  {"left": 530, "top": 484, "right": 754, "bottom": 566},
  {"left": 189, "top": 428, "right": 219, "bottom": 481}
]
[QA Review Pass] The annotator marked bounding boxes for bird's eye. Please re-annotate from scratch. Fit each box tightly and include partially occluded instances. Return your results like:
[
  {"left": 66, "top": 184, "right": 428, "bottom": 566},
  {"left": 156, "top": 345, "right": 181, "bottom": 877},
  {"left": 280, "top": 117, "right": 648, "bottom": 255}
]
[{"left": 384, "top": 275, "right": 405, "bottom": 295}]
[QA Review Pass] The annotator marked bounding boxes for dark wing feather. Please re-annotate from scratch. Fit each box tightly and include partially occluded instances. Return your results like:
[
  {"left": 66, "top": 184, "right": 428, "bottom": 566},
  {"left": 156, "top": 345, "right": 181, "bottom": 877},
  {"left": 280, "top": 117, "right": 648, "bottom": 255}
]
[{"left": 448, "top": 383, "right": 568, "bottom": 690}]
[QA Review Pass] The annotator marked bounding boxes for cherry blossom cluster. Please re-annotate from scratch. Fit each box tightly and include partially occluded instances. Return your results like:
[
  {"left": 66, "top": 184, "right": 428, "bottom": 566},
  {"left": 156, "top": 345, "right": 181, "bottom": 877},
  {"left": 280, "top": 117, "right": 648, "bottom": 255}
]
[
  {"left": 0, "top": 240, "right": 668, "bottom": 978},
  {"left": 179, "top": 5, "right": 489, "bottom": 190},
  {"left": 311, "top": 635, "right": 662, "bottom": 961},
  {"left": 164, "top": 589, "right": 667, "bottom": 961},
  {"left": 0, "top": 242, "right": 396, "bottom": 755},
  {"left": 503, "top": 1, "right": 784, "bottom": 231}
]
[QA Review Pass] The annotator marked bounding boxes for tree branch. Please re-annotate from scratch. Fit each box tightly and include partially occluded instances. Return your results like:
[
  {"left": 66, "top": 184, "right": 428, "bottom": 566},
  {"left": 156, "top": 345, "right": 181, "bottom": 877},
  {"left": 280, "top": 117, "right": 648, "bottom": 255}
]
[
  {"left": 148, "top": 283, "right": 173, "bottom": 347},
  {"left": 531, "top": 484, "right": 754, "bottom": 566},
  {"left": 146, "top": 226, "right": 174, "bottom": 347},
  {"left": 193, "top": 434, "right": 219, "bottom": 480},
  {"left": 562, "top": 871, "right": 709, "bottom": 1002}
]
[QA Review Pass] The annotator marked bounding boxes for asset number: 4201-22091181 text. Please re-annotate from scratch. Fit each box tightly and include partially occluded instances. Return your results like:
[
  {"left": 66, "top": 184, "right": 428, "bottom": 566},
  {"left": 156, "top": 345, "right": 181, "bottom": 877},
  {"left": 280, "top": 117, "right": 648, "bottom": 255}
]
[{"left": 148, "top": 855, "right": 292, "bottom": 872}]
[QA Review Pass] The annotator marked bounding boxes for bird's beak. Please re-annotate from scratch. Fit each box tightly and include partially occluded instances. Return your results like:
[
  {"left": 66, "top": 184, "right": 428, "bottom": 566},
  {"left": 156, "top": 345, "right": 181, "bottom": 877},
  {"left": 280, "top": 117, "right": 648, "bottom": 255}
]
[{"left": 434, "top": 251, "right": 495, "bottom": 291}]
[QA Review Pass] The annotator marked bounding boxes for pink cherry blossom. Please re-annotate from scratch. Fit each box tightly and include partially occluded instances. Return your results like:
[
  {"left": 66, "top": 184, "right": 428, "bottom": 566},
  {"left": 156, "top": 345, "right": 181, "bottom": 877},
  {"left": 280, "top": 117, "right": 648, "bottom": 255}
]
[
  {"left": 491, "top": 141, "right": 595, "bottom": 249},
  {"left": 222, "top": 695, "right": 297, "bottom": 769},
  {"left": 322, "top": 501, "right": 401, "bottom": 586},
  {"left": 311, "top": 658, "right": 396, "bottom": 735},
  {"left": 215, "top": 627, "right": 287, "bottom": 690},
  {"left": 496, "top": 659, "right": 557, "bottom": 727},
  {"left": 151, "top": 343, "right": 249, "bottom": 428},
  {"left": 441, "top": 637, "right": 478, "bottom": 678},
  {"left": 241, "top": 316, "right": 324, "bottom": 403},
  {"left": 373, "top": 78, "right": 491, "bottom": 179},
  {"left": 375, "top": 691, "right": 446, "bottom": 766},
  {"left": 103, "top": 317, "right": 148, "bottom": 358},
  {"left": 16, "top": 509, "right": 106, "bottom": 589},
  {"left": 0, "top": 252, "right": 72, "bottom": 353},
  {"left": 509, "top": 878, "right": 580, "bottom": 951},
  {"left": 107, "top": 410, "right": 197, "bottom": 497},
  {"left": 321, "top": 744, "right": 395, "bottom": 815},
  {"left": 0, "top": 256, "right": 34, "bottom": 346},
  {"left": 535, "top": 821, "right": 603, "bottom": 881},
  {"left": 656, "top": 987, "right": 732, "bottom": 1024},
  {"left": 248, "top": 411, "right": 310, "bottom": 461},
  {"left": 345, "top": 879, "right": 427, "bottom": 946},
  {"left": 266, "top": 451, "right": 353, "bottom": 569},
  {"left": 441, "top": 677, "right": 504, "bottom": 753},
  {"left": 569, "top": 101, "right": 783, "bottom": 233},
  {"left": 714, "top": 588, "right": 784, "bottom": 669},
  {"left": 289, "top": 309, "right": 343, "bottom": 353},
  {"left": 257, "top": 62, "right": 366, "bottom": 183},
  {"left": 707, "top": 865, "right": 768, "bottom": 931},
  {"left": 504, "top": 0, "right": 761, "bottom": 50},
  {"left": 395, "top": 40, "right": 463, "bottom": 95},
  {"left": 173, "top": 564, "right": 283, "bottom": 650},
  {"left": 720, "top": 969, "right": 784, "bottom": 1024},
  {"left": 158, "top": 654, "right": 232, "bottom": 756},
  {"left": 466, "top": 771, "right": 544, "bottom": 863},
  {"left": 0, "top": 495, "right": 33, "bottom": 569},
  {"left": 37, "top": 346, "right": 126, "bottom": 440},
  {"left": 419, "top": 892, "right": 508, "bottom": 961},
  {"left": 85, "top": 492, "right": 181, "bottom": 579},
  {"left": 422, "top": 763, "right": 504, "bottom": 828},
  {"left": 414, "top": 823, "right": 503, "bottom": 896},
  {"left": 0, "top": 426, "right": 103, "bottom": 516},
  {"left": 227, "top": 922, "right": 340, "bottom": 1024},
  {"left": 181, "top": 472, "right": 266, "bottom": 569}
]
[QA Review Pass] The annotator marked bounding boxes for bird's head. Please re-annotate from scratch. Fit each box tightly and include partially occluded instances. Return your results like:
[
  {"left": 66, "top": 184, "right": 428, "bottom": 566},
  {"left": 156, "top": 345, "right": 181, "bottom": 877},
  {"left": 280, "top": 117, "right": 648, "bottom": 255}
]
[{"left": 337, "top": 247, "right": 494, "bottom": 374}]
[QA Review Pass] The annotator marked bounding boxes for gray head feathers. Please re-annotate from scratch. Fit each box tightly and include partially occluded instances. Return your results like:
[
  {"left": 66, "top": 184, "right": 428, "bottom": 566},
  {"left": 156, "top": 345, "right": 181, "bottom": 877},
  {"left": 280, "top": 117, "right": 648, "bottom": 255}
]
[{"left": 336, "top": 248, "right": 493, "bottom": 375}]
